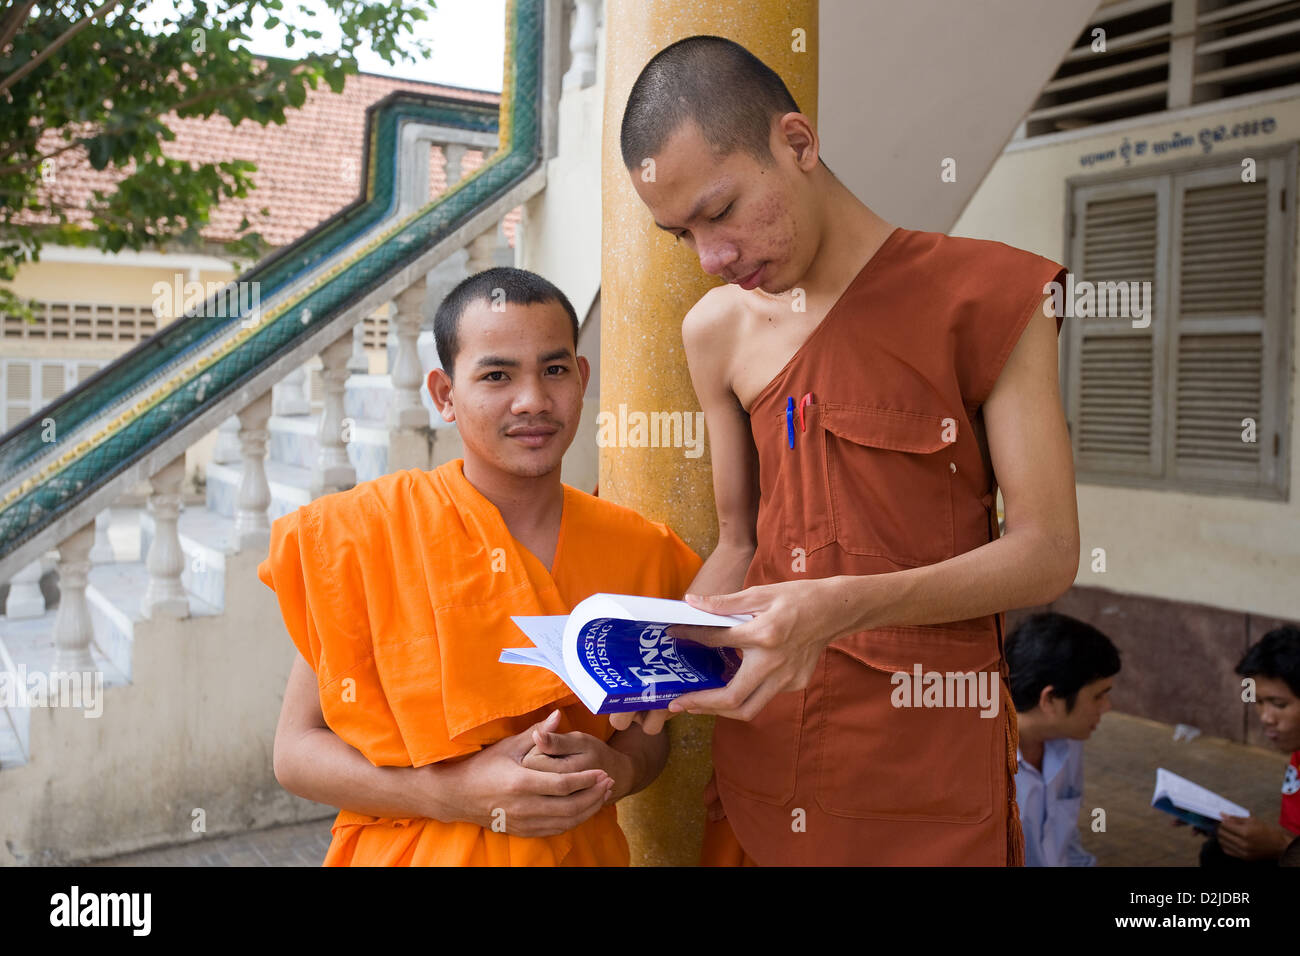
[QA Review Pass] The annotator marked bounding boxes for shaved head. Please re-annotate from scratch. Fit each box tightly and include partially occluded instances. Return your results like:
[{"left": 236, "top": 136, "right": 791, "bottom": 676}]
[{"left": 620, "top": 35, "right": 801, "bottom": 169}]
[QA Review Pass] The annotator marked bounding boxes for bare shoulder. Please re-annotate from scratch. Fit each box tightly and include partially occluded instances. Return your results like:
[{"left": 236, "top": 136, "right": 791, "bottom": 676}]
[{"left": 682, "top": 283, "right": 745, "bottom": 353}]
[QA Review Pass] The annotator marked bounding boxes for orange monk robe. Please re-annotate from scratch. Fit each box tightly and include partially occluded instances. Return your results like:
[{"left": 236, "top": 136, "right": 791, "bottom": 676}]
[{"left": 257, "top": 459, "right": 701, "bottom": 866}]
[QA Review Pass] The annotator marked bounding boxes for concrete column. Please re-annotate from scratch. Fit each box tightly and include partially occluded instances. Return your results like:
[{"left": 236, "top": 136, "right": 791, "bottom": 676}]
[{"left": 601, "top": 0, "right": 818, "bottom": 866}]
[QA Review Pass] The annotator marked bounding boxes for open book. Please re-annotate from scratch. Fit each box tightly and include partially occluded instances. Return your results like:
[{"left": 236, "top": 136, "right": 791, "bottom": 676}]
[
  {"left": 1151, "top": 768, "right": 1250, "bottom": 830},
  {"left": 499, "top": 593, "right": 746, "bottom": 714}
]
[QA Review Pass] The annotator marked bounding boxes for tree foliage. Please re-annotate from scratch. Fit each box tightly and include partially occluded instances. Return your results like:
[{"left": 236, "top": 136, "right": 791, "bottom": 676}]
[{"left": 0, "top": 0, "right": 437, "bottom": 317}]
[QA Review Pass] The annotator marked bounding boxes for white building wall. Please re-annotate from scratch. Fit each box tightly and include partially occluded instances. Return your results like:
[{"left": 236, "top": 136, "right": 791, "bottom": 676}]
[{"left": 954, "top": 88, "right": 1300, "bottom": 621}]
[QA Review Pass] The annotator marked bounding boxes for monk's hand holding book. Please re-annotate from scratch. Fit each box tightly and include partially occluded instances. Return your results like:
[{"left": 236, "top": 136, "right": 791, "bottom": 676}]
[
  {"left": 444, "top": 709, "right": 615, "bottom": 839},
  {"left": 671, "top": 578, "right": 849, "bottom": 721}
]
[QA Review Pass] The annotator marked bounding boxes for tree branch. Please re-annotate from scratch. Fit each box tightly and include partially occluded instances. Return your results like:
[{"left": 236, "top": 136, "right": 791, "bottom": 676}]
[
  {"left": 0, "top": 1, "right": 37, "bottom": 56},
  {"left": 0, "top": 0, "right": 129, "bottom": 97}
]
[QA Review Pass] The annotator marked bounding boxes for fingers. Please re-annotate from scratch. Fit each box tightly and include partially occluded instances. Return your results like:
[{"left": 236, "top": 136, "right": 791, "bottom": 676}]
[
  {"left": 519, "top": 766, "right": 607, "bottom": 797},
  {"left": 520, "top": 781, "right": 614, "bottom": 836},
  {"left": 530, "top": 727, "right": 587, "bottom": 757},
  {"left": 684, "top": 587, "right": 761, "bottom": 617},
  {"left": 642, "top": 710, "right": 670, "bottom": 735},
  {"left": 608, "top": 712, "right": 634, "bottom": 731},
  {"left": 665, "top": 622, "right": 736, "bottom": 647},
  {"left": 669, "top": 661, "right": 765, "bottom": 717},
  {"left": 508, "top": 709, "right": 563, "bottom": 759},
  {"left": 521, "top": 749, "right": 595, "bottom": 774}
]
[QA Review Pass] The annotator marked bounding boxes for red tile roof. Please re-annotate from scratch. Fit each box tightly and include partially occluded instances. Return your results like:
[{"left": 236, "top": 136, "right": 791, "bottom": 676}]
[{"left": 29, "top": 70, "right": 520, "bottom": 249}]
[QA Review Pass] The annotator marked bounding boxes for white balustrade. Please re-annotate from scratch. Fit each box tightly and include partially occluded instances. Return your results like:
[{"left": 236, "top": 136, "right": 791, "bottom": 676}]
[
  {"left": 235, "top": 391, "right": 273, "bottom": 551},
  {"left": 273, "top": 364, "right": 312, "bottom": 417},
  {"left": 389, "top": 280, "right": 429, "bottom": 431},
  {"left": 466, "top": 223, "right": 501, "bottom": 275},
  {"left": 312, "top": 331, "right": 357, "bottom": 495},
  {"left": 52, "top": 522, "right": 96, "bottom": 671},
  {"left": 212, "top": 414, "right": 242, "bottom": 463},
  {"left": 4, "top": 557, "right": 46, "bottom": 619},
  {"left": 140, "top": 454, "right": 190, "bottom": 619},
  {"left": 563, "top": 0, "right": 600, "bottom": 91}
]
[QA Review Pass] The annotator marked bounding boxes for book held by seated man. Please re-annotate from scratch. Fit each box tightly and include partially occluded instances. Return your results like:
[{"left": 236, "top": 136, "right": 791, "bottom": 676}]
[
  {"left": 1150, "top": 767, "right": 1251, "bottom": 830},
  {"left": 500, "top": 593, "right": 745, "bottom": 715}
]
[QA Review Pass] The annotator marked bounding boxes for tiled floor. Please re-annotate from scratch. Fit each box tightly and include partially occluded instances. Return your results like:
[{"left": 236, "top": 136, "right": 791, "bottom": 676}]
[{"left": 80, "top": 711, "right": 1291, "bottom": 866}]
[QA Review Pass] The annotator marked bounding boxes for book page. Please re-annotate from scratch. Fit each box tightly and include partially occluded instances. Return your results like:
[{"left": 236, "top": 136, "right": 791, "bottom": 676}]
[
  {"left": 507, "top": 616, "right": 570, "bottom": 679},
  {"left": 1152, "top": 768, "right": 1250, "bottom": 820}
]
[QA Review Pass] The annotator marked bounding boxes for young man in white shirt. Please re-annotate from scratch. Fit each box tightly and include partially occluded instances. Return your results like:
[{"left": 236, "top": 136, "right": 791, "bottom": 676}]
[{"left": 1007, "top": 613, "right": 1121, "bottom": 867}]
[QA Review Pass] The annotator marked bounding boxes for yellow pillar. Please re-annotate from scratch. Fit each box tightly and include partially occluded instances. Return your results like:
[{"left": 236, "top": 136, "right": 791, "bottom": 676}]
[{"left": 601, "top": 0, "right": 818, "bottom": 866}]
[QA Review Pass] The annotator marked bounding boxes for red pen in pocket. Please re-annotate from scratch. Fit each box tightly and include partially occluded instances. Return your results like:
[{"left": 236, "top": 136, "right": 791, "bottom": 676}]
[{"left": 797, "top": 392, "right": 814, "bottom": 432}]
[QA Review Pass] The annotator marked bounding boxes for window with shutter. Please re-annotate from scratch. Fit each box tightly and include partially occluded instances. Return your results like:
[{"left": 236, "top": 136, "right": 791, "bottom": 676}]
[{"left": 1065, "top": 147, "right": 1293, "bottom": 497}]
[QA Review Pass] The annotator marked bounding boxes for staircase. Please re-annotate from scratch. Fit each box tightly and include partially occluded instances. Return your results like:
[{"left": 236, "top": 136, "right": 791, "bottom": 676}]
[{"left": 0, "top": 0, "right": 571, "bottom": 864}]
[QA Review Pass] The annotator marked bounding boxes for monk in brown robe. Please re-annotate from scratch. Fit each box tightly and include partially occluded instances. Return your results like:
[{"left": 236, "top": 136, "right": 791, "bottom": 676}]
[
  {"left": 265, "top": 267, "right": 701, "bottom": 865},
  {"left": 614, "top": 37, "right": 1081, "bottom": 865}
]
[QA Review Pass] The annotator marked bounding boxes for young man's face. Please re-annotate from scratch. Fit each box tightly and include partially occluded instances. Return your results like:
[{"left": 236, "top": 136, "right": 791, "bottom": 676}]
[
  {"left": 1041, "top": 675, "right": 1115, "bottom": 740},
  {"left": 428, "top": 298, "right": 589, "bottom": 480},
  {"left": 1253, "top": 676, "right": 1300, "bottom": 753},
  {"left": 628, "top": 117, "right": 820, "bottom": 295}
]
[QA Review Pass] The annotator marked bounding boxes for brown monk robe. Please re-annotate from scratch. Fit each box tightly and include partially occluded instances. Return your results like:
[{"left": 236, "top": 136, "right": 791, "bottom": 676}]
[{"left": 701, "top": 227, "right": 1067, "bottom": 866}]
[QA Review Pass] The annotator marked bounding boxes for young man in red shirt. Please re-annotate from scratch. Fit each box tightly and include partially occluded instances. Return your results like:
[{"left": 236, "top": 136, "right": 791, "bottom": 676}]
[{"left": 1201, "top": 625, "right": 1300, "bottom": 864}]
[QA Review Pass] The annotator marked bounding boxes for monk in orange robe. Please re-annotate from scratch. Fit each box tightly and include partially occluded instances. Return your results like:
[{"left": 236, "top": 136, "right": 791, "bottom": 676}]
[
  {"left": 263, "top": 267, "right": 701, "bottom": 866},
  {"left": 616, "top": 38, "right": 1081, "bottom": 865}
]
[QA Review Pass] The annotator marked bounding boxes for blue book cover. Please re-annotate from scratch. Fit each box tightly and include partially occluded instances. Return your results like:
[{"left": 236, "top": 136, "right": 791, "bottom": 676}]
[
  {"left": 575, "top": 617, "right": 741, "bottom": 714},
  {"left": 501, "top": 594, "right": 748, "bottom": 715}
]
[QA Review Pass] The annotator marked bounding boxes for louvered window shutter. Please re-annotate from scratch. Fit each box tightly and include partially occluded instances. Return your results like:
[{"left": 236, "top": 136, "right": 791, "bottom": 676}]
[
  {"left": 1166, "top": 161, "right": 1284, "bottom": 490},
  {"left": 1066, "top": 150, "right": 1292, "bottom": 497},
  {"left": 3, "top": 361, "right": 34, "bottom": 433},
  {"left": 1066, "top": 176, "right": 1170, "bottom": 478}
]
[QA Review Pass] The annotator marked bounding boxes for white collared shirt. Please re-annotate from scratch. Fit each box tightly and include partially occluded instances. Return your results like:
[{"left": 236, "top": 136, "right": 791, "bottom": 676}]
[{"left": 1015, "top": 737, "right": 1097, "bottom": 867}]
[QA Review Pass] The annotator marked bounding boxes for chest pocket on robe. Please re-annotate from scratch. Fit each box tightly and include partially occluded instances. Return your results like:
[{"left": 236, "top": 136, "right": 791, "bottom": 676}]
[{"left": 781, "top": 403, "right": 955, "bottom": 567}]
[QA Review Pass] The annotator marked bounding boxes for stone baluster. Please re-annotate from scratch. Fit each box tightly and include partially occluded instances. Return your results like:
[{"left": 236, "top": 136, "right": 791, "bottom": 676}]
[
  {"left": 348, "top": 321, "right": 369, "bottom": 374},
  {"left": 140, "top": 454, "right": 190, "bottom": 619},
  {"left": 563, "top": 0, "right": 600, "bottom": 90},
  {"left": 52, "top": 522, "right": 96, "bottom": 672},
  {"left": 442, "top": 143, "right": 467, "bottom": 190},
  {"left": 4, "top": 557, "right": 46, "bottom": 619},
  {"left": 212, "top": 414, "right": 242, "bottom": 463},
  {"left": 235, "top": 390, "right": 273, "bottom": 551},
  {"left": 312, "top": 331, "right": 357, "bottom": 495},
  {"left": 273, "top": 364, "right": 311, "bottom": 416},
  {"left": 466, "top": 223, "right": 501, "bottom": 275},
  {"left": 389, "top": 279, "right": 429, "bottom": 431},
  {"left": 89, "top": 507, "right": 115, "bottom": 563}
]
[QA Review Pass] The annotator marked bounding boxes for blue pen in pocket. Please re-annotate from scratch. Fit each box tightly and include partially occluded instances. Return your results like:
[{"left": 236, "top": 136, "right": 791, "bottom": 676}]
[{"left": 786, "top": 396, "right": 795, "bottom": 449}]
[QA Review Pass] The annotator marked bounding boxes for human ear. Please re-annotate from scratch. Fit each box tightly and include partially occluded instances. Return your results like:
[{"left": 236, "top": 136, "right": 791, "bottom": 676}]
[
  {"left": 428, "top": 368, "right": 456, "bottom": 423},
  {"left": 776, "top": 112, "right": 820, "bottom": 170}
]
